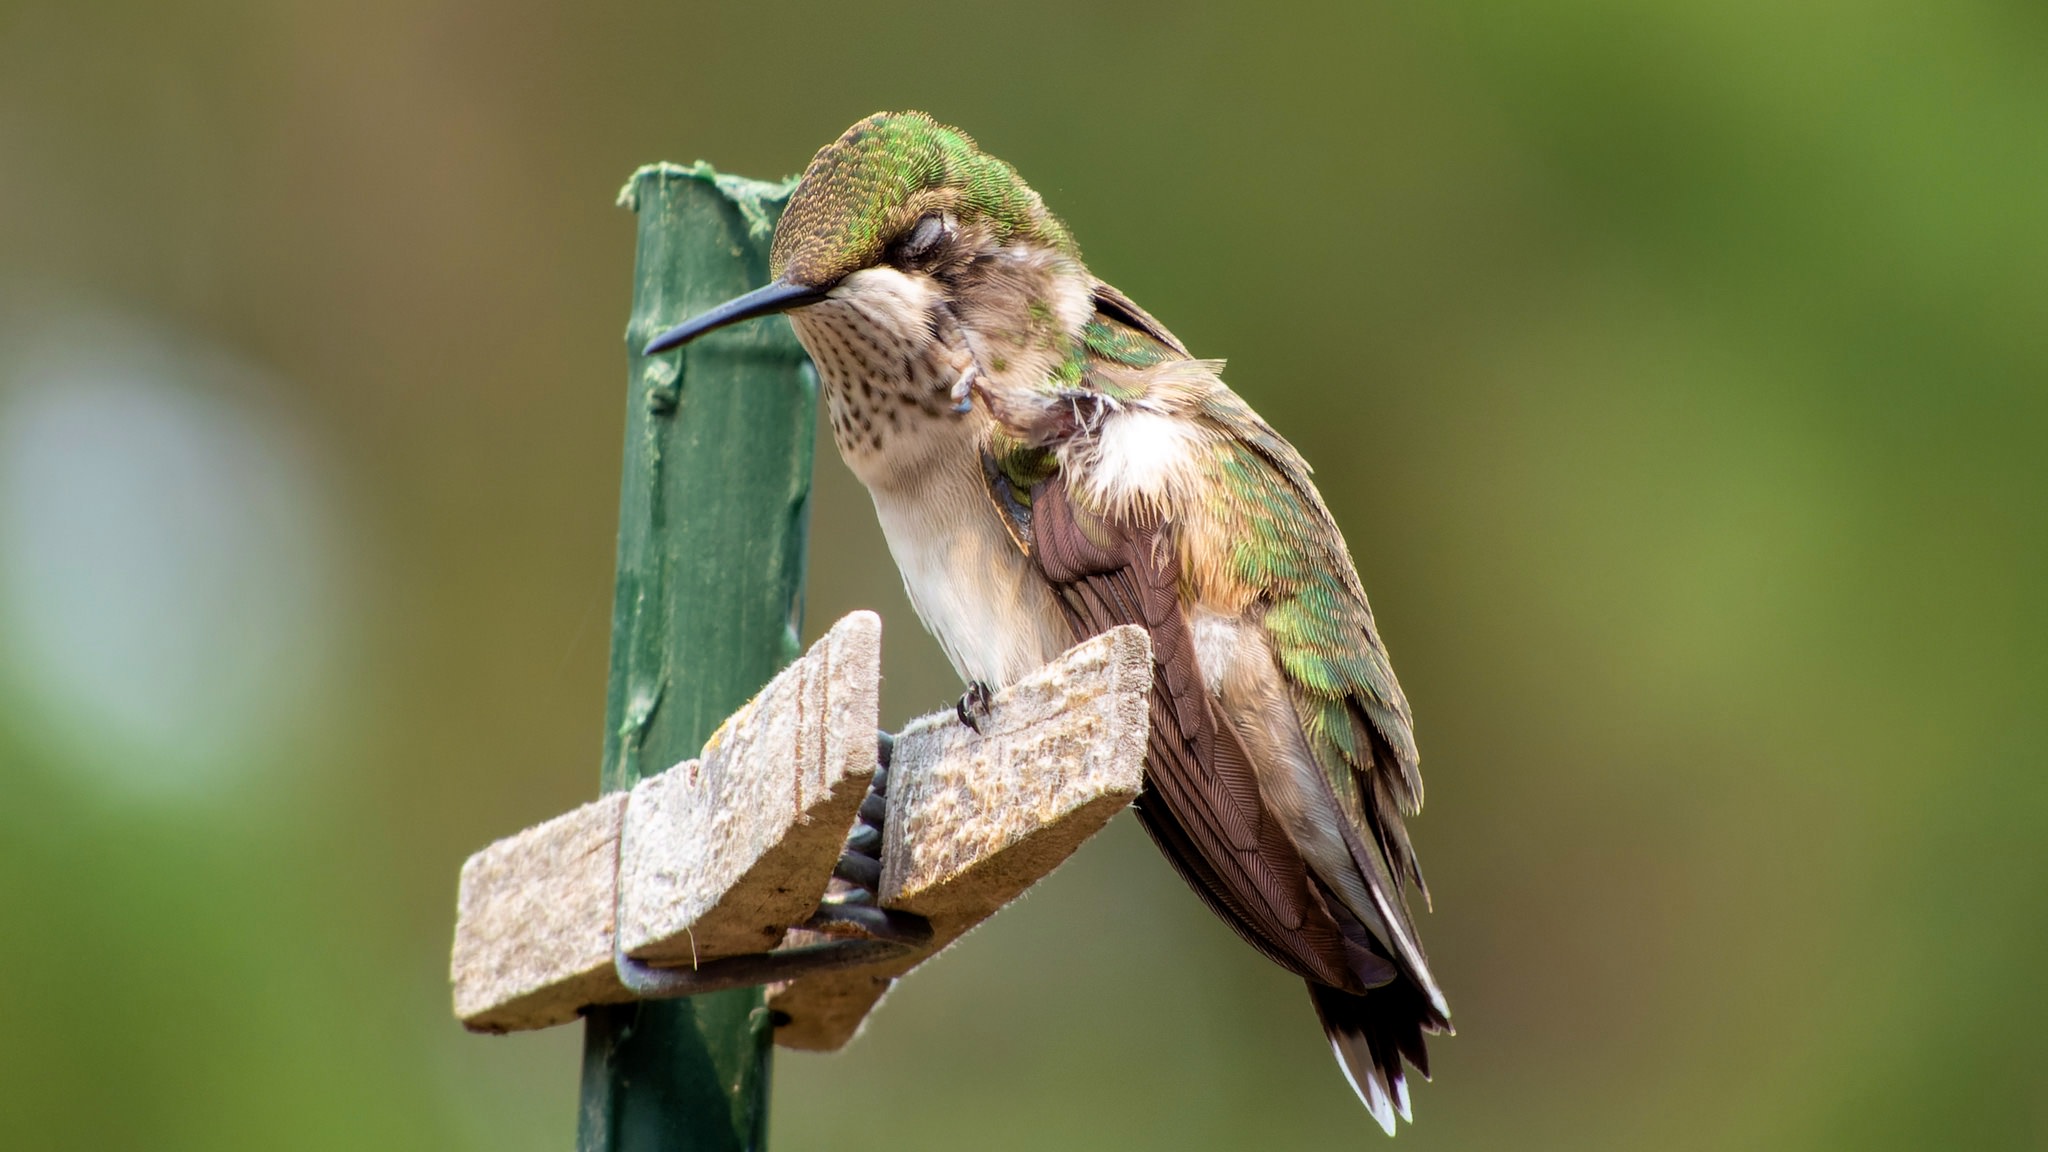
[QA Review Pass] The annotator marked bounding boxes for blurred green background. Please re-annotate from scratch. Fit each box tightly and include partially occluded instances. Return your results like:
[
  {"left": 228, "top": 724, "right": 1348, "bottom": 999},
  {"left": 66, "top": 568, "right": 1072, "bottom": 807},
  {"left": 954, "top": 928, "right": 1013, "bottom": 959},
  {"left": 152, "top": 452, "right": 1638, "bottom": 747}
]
[{"left": 1, "top": 1, "right": 2042, "bottom": 1148}]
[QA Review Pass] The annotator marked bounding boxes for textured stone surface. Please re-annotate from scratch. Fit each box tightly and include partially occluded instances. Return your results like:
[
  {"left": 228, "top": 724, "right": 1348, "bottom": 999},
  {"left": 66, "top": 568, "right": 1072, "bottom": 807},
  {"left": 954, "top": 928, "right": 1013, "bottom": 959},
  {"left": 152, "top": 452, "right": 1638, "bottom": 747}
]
[
  {"left": 451, "top": 792, "right": 634, "bottom": 1032},
  {"left": 618, "top": 611, "right": 880, "bottom": 964},
  {"left": 453, "top": 614, "right": 878, "bottom": 1033},
  {"left": 768, "top": 625, "right": 1152, "bottom": 1051},
  {"left": 449, "top": 616, "right": 1151, "bottom": 1042}
]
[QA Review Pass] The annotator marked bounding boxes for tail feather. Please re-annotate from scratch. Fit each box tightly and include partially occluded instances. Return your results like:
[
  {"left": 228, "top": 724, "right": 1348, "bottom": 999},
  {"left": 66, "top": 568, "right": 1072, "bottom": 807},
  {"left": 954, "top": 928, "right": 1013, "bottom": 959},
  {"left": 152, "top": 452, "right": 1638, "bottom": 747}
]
[{"left": 1309, "top": 979, "right": 1450, "bottom": 1136}]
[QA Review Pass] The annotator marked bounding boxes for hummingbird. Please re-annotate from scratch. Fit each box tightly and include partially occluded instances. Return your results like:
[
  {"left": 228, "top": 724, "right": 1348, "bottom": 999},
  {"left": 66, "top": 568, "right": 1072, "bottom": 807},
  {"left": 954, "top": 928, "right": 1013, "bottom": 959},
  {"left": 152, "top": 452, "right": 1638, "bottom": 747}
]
[{"left": 644, "top": 111, "right": 1450, "bottom": 1134}]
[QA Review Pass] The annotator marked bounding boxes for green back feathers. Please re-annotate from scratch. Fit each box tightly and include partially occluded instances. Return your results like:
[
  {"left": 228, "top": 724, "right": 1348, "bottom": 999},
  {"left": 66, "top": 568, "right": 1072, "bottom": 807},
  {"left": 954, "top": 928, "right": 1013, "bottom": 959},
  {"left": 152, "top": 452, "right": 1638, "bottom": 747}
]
[
  {"left": 1197, "top": 388, "right": 1424, "bottom": 821},
  {"left": 770, "top": 111, "right": 1074, "bottom": 285},
  {"left": 1083, "top": 315, "right": 1175, "bottom": 370}
]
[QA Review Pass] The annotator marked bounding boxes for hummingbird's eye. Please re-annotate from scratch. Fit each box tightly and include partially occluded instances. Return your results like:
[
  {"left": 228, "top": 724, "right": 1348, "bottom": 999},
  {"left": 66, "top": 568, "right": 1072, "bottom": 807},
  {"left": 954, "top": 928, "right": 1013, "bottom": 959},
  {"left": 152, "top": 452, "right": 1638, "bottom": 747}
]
[{"left": 897, "top": 213, "right": 951, "bottom": 265}]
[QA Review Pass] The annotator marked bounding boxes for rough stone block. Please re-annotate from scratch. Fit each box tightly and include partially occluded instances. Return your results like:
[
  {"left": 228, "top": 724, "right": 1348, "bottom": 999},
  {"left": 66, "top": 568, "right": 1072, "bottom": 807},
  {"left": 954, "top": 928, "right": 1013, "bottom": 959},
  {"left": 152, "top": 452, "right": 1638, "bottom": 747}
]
[
  {"left": 618, "top": 611, "right": 880, "bottom": 964},
  {"left": 768, "top": 624, "right": 1151, "bottom": 1051},
  {"left": 451, "top": 793, "right": 633, "bottom": 1032},
  {"left": 451, "top": 615, "right": 1152, "bottom": 1045}
]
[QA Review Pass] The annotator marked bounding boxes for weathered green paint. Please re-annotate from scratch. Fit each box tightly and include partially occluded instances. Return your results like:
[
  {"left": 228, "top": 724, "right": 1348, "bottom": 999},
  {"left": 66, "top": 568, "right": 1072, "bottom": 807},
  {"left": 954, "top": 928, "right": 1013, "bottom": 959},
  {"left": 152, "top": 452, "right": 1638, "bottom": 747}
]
[{"left": 578, "top": 164, "right": 812, "bottom": 1152}]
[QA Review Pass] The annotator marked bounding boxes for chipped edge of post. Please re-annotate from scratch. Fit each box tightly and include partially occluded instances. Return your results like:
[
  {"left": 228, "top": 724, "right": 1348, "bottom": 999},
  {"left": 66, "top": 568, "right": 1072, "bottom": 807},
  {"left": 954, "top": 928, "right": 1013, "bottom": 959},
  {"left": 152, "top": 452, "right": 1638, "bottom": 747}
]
[{"left": 616, "top": 161, "right": 800, "bottom": 239}]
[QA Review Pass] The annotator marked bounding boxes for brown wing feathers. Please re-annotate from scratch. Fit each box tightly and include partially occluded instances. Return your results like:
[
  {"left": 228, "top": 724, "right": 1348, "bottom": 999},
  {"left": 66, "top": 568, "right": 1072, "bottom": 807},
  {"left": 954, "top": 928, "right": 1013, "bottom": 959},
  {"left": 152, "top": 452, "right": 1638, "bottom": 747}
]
[
  {"left": 1013, "top": 456, "right": 1442, "bottom": 1134},
  {"left": 977, "top": 284, "right": 1445, "bottom": 1131},
  {"left": 1030, "top": 473, "right": 1362, "bottom": 992}
]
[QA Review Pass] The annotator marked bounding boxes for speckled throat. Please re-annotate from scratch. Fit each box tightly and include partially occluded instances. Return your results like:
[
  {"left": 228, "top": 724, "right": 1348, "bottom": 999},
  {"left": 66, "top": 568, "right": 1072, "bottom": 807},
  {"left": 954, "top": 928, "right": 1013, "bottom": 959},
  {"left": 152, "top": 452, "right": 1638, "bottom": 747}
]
[
  {"left": 787, "top": 281, "right": 977, "bottom": 489},
  {"left": 785, "top": 289, "right": 1072, "bottom": 690}
]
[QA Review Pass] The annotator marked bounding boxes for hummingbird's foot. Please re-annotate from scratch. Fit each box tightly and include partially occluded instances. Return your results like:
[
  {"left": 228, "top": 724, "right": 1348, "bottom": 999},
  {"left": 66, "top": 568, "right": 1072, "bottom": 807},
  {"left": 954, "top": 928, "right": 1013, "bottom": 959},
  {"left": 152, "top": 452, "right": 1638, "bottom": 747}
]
[
  {"left": 817, "top": 730, "right": 891, "bottom": 912},
  {"left": 948, "top": 363, "right": 979, "bottom": 414},
  {"left": 955, "top": 681, "right": 995, "bottom": 733}
]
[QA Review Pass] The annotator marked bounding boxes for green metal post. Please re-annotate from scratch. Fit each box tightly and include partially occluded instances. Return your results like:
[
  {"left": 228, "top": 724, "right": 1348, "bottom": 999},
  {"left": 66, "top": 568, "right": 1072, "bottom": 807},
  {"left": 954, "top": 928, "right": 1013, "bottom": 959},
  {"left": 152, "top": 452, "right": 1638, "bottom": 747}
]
[{"left": 578, "top": 165, "right": 812, "bottom": 1152}]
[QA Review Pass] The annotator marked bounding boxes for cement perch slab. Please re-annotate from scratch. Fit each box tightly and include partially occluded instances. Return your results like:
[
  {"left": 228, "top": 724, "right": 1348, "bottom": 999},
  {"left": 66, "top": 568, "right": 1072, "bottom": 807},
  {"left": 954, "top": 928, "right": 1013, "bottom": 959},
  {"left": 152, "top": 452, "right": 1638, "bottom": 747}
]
[
  {"left": 450, "top": 791, "right": 636, "bottom": 1032},
  {"left": 768, "top": 623, "right": 1153, "bottom": 1050},
  {"left": 452, "top": 611, "right": 880, "bottom": 1032},
  {"left": 616, "top": 609, "right": 881, "bottom": 965},
  {"left": 449, "top": 613, "right": 1151, "bottom": 1043}
]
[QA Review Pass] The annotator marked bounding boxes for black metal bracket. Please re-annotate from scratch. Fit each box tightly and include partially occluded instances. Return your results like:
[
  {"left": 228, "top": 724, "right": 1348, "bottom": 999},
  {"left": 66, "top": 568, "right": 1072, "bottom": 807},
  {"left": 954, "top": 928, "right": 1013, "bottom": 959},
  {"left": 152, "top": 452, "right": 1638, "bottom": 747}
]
[{"left": 611, "top": 905, "right": 933, "bottom": 1000}]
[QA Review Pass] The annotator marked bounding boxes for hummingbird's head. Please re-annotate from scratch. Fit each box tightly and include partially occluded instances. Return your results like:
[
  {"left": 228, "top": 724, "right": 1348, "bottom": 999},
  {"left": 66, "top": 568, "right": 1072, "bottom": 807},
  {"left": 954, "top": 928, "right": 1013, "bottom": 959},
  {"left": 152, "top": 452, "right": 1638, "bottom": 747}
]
[
  {"left": 768, "top": 111, "right": 1076, "bottom": 290},
  {"left": 644, "top": 112, "right": 1099, "bottom": 482}
]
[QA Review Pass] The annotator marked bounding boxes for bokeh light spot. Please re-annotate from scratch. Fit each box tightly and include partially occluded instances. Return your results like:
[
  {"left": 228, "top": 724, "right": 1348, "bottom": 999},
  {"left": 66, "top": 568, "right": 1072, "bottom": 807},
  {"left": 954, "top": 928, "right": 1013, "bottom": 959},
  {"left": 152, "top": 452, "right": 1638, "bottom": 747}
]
[{"left": 0, "top": 308, "right": 341, "bottom": 805}]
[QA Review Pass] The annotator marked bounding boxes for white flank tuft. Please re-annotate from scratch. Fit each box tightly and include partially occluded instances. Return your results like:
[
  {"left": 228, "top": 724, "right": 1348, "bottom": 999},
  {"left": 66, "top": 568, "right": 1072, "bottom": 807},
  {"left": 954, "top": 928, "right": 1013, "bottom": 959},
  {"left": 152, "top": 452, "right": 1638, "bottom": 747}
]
[{"left": 1080, "top": 409, "right": 1200, "bottom": 511}]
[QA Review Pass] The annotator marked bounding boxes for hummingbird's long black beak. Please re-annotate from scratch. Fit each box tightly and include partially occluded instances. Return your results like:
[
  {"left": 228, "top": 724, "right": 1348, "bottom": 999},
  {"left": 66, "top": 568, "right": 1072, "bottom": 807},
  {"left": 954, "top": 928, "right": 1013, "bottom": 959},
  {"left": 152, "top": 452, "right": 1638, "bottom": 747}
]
[{"left": 641, "top": 278, "right": 830, "bottom": 355}]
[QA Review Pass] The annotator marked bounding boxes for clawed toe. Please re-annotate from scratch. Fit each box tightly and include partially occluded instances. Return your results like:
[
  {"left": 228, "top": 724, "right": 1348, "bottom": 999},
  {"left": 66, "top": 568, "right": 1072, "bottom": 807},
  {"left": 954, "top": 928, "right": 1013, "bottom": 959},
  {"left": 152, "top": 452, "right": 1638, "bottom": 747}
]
[{"left": 956, "top": 681, "right": 994, "bottom": 733}]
